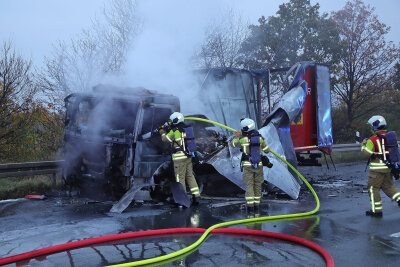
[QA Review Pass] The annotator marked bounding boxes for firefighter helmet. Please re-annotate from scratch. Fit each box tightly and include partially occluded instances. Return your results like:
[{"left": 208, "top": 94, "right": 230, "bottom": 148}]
[
  {"left": 240, "top": 118, "right": 255, "bottom": 132},
  {"left": 367, "top": 115, "right": 387, "bottom": 131},
  {"left": 170, "top": 112, "right": 184, "bottom": 125}
]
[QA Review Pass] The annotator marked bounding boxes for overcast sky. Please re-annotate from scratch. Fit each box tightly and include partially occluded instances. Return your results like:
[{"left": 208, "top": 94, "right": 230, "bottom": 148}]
[{"left": 0, "top": 0, "right": 399, "bottom": 66}]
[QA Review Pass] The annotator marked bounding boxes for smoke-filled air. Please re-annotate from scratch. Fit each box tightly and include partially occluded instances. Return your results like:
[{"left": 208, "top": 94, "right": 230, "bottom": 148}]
[{"left": 1, "top": 1, "right": 400, "bottom": 266}]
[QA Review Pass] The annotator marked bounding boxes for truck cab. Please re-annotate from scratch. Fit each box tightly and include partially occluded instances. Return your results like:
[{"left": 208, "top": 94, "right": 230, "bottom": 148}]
[{"left": 63, "top": 85, "right": 179, "bottom": 200}]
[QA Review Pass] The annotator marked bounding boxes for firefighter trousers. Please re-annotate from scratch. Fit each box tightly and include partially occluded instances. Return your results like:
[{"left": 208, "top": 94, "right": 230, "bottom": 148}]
[
  {"left": 243, "top": 166, "right": 264, "bottom": 207},
  {"left": 367, "top": 170, "right": 400, "bottom": 213},
  {"left": 173, "top": 157, "right": 200, "bottom": 197}
]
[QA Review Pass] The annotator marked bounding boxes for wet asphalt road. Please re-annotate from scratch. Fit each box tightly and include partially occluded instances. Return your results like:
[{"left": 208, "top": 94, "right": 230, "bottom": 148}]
[{"left": 1, "top": 162, "right": 400, "bottom": 266}]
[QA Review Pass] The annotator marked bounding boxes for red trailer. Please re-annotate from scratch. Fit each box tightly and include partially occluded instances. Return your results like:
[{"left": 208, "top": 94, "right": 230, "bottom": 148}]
[{"left": 255, "top": 62, "right": 333, "bottom": 166}]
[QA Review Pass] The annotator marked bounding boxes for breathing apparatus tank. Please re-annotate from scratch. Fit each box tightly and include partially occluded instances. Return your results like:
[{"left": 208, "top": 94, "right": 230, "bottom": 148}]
[
  {"left": 184, "top": 125, "right": 197, "bottom": 157},
  {"left": 240, "top": 118, "right": 272, "bottom": 169},
  {"left": 377, "top": 131, "right": 400, "bottom": 179}
]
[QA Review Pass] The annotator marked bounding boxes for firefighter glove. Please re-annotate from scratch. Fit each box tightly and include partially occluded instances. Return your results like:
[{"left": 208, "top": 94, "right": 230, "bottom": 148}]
[
  {"left": 235, "top": 131, "right": 242, "bottom": 138},
  {"left": 362, "top": 138, "right": 368, "bottom": 145},
  {"left": 159, "top": 129, "right": 165, "bottom": 134}
]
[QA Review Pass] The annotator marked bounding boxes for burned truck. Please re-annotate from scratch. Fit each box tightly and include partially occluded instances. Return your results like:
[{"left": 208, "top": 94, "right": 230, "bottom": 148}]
[
  {"left": 63, "top": 85, "right": 181, "bottom": 200},
  {"left": 62, "top": 62, "right": 332, "bottom": 208},
  {"left": 62, "top": 85, "right": 239, "bottom": 203}
]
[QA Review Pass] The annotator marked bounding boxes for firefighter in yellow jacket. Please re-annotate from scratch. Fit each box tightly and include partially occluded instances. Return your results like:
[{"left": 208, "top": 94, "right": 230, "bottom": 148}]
[
  {"left": 231, "top": 118, "right": 270, "bottom": 212},
  {"left": 160, "top": 112, "right": 200, "bottom": 205},
  {"left": 361, "top": 115, "right": 400, "bottom": 217}
]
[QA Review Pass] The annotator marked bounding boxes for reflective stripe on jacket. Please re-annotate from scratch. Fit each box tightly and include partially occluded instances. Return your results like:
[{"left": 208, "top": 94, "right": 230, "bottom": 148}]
[{"left": 162, "top": 128, "right": 188, "bottom": 161}]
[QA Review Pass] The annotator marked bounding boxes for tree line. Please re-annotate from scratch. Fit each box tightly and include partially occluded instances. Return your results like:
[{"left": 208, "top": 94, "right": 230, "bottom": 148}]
[
  {"left": 0, "top": 0, "right": 138, "bottom": 163},
  {"left": 196, "top": 0, "right": 400, "bottom": 142},
  {"left": 1, "top": 0, "right": 399, "bottom": 163}
]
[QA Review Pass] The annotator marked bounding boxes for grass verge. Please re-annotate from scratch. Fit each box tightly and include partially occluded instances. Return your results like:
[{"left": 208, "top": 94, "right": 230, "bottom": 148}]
[
  {"left": 329, "top": 150, "right": 369, "bottom": 163},
  {"left": 0, "top": 175, "right": 62, "bottom": 200}
]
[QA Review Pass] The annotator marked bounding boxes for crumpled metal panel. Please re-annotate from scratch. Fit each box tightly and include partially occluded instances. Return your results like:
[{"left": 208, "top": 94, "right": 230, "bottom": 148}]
[
  {"left": 315, "top": 65, "right": 333, "bottom": 148},
  {"left": 207, "top": 83, "right": 306, "bottom": 199},
  {"left": 259, "top": 124, "right": 301, "bottom": 199},
  {"left": 261, "top": 82, "right": 305, "bottom": 195},
  {"left": 207, "top": 124, "right": 301, "bottom": 199},
  {"left": 263, "top": 83, "right": 307, "bottom": 185},
  {"left": 287, "top": 62, "right": 310, "bottom": 91},
  {"left": 265, "top": 81, "right": 307, "bottom": 125},
  {"left": 207, "top": 144, "right": 245, "bottom": 190}
]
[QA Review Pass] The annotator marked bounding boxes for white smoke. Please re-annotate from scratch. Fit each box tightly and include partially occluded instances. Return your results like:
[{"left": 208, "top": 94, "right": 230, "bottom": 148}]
[{"left": 99, "top": 0, "right": 233, "bottom": 116}]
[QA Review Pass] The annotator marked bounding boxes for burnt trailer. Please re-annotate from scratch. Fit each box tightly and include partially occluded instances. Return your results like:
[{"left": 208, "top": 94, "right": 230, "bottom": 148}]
[{"left": 192, "top": 62, "right": 333, "bottom": 200}]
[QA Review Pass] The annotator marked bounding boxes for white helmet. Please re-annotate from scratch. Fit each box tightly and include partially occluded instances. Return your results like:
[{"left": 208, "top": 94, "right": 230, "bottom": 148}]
[
  {"left": 170, "top": 112, "right": 184, "bottom": 125},
  {"left": 367, "top": 115, "right": 387, "bottom": 131},
  {"left": 240, "top": 118, "right": 255, "bottom": 132}
]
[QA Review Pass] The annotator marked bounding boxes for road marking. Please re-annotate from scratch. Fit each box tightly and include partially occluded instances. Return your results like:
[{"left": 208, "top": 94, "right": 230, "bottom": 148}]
[{"left": 0, "top": 198, "right": 26, "bottom": 204}]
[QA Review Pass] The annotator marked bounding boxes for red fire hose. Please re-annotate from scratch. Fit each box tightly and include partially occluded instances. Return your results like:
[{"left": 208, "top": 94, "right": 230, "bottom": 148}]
[{"left": 0, "top": 227, "right": 334, "bottom": 267}]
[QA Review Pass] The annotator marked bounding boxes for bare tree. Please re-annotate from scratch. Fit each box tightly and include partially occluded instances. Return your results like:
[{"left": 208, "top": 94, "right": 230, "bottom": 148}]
[
  {"left": 100, "top": 0, "right": 141, "bottom": 73},
  {"left": 331, "top": 0, "right": 399, "bottom": 123},
  {"left": 0, "top": 40, "right": 37, "bottom": 159},
  {"left": 391, "top": 61, "right": 400, "bottom": 92},
  {"left": 37, "top": 0, "right": 141, "bottom": 108},
  {"left": 195, "top": 10, "right": 249, "bottom": 68}
]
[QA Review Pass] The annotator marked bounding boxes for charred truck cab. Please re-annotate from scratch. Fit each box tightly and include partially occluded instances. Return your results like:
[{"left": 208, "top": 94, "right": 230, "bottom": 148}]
[{"left": 63, "top": 85, "right": 179, "bottom": 200}]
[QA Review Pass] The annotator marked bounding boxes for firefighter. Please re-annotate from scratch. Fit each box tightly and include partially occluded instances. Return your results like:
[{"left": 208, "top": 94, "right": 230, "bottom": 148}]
[
  {"left": 231, "top": 118, "right": 270, "bottom": 213},
  {"left": 361, "top": 115, "right": 400, "bottom": 217},
  {"left": 160, "top": 112, "right": 200, "bottom": 205}
]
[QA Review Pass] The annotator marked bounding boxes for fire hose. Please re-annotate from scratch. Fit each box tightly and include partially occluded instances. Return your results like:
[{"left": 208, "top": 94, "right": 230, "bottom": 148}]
[
  {"left": 0, "top": 227, "right": 332, "bottom": 266},
  {"left": 0, "top": 118, "right": 333, "bottom": 267},
  {"left": 106, "top": 117, "right": 328, "bottom": 266}
]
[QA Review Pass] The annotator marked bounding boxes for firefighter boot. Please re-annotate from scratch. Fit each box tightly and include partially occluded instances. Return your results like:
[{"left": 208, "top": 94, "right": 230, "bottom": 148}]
[
  {"left": 246, "top": 206, "right": 254, "bottom": 213},
  {"left": 191, "top": 195, "right": 199, "bottom": 206},
  {"left": 254, "top": 205, "right": 260, "bottom": 218},
  {"left": 366, "top": 210, "right": 383, "bottom": 217}
]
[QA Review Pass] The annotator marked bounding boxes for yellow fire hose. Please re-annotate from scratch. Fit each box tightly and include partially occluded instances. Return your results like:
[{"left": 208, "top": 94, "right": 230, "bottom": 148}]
[{"left": 107, "top": 117, "right": 320, "bottom": 267}]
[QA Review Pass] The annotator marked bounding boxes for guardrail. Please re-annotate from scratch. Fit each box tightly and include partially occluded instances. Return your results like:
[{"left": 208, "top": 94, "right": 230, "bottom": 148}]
[
  {"left": 0, "top": 142, "right": 397, "bottom": 180},
  {"left": 332, "top": 143, "right": 361, "bottom": 152},
  {"left": 332, "top": 141, "right": 400, "bottom": 152},
  {"left": 0, "top": 161, "right": 64, "bottom": 184}
]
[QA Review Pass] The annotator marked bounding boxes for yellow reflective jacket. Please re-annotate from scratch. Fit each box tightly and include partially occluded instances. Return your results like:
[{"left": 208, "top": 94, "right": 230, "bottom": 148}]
[{"left": 161, "top": 127, "right": 189, "bottom": 161}]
